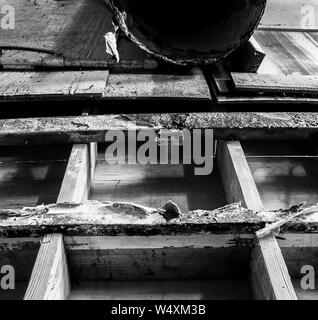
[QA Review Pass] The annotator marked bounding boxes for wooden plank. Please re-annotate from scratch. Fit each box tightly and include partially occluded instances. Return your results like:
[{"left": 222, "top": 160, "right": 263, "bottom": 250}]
[
  {"left": 0, "top": 200, "right": 317, "bottom": 236},
  {"left": 0, "top": 71, "right": 109, "bottom": 99},
  {"left": 57, "top": 144, "right": 95, "bottom": 203},
  {"left": 278, "top": 234, "right": 318, "bottom": 280},
  {"left": 250, "top": 235, "right": 297, "bottom": 300},
  {"left": 232, "top": 73, "right": 318, "bottom": 94},
  {"left": 217, "top": 141, "right": 264, "bottom": 211},
  {"left": 217, "top": 95, "right": 318, "bottom": 105},
  {"left": 91, "top": 147, "right": 226, "bottom": 212},
  {"left": 65, "top": 235, "right": 252, "bottom": 280},
  {"left": 1, "top": 113, "right": 318, "bottom": 146},
  {"left": 242, "top": 141, "right": 318, "bottom": 210},
  {"left": 103, "top": 72, "right": 211, "bottom": 100},
  {"left": 0, "top": 145, "right": 69, "bottom": 209},
  {"left": 254, "top": 30, "right": 318, "bottom": 75},
  {"left": 24, "top": 234, "right": 70, "bottom": 300}
]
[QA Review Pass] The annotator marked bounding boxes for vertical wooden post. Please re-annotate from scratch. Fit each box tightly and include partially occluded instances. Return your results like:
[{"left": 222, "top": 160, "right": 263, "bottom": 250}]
[
  {"left": 24, "top": 234, "right": 70, "bottom": 300},
  {"left": 250, "top": 235, "right": 298, "bottom": 300},
  {"left": 217, "top": 140, "right": 264, "bottom": 211}
]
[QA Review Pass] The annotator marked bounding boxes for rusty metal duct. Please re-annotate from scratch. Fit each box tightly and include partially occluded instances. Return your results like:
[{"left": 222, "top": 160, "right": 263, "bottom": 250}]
[{"left": 110, "top": 0, "right": 267, "bottom": 66}]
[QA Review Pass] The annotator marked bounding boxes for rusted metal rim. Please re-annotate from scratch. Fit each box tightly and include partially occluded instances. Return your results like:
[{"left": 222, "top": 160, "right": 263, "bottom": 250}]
[{"left": 110, "top": 1, "right": 267, "bottom": 66}]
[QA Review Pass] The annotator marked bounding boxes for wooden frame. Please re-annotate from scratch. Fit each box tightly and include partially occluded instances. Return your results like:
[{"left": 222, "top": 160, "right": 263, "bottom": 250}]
[
  {"left": 250, "top": 235, "right": 297, "bottom": 300},
  {"left": 217, "top": 140, "right": 264, "bottom": 211},
  {"left": 24, "top": 234, "right": 70, "bottom": 300},
  {"left": 0, "top": 133, "right": 318, "bottom": 300}
]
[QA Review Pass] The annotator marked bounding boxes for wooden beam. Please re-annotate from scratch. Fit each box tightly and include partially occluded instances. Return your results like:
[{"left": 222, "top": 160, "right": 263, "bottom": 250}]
[
  {"left": 57, "top": 144, "right": 95, "bottom": 203},
  {"left": 217, "top": 141, "right": 264, "bottom": 211},
  {"left": 1, "top": 113, "right": 318, "bottom": 146},
  {"left": 250, "top": 235, "right": 297, "bottom": 300},
  {"left": 232, "top": 73, "right": 318, "bottom": 95},
  {"left": 0, "top": 71, "right": 109, "bottom": 100},
  {"left": 103, "top": 72, "right": 211, "bottom": 100},
  {"left": 24, "top": 234, "right": 70, "bottom": 300},
  {"left": 65, "top": 234, "right": 252, "bottom": 280},
  {"left": 0, "top": 201, "right": 316, "bottom": 237}
]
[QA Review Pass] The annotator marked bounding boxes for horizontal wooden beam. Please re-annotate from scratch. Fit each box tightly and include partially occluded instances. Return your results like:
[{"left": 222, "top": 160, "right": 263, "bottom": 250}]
[
  {"left": 0, "top": 71, "right": 109, "bottom": 100},
  {"left": 65, "top": 234, "right": 253, "bottom": 280},
  {"left": 250, "top": 235, "right": 297, "bottom": 300},
  {"left": 217, "top": 141, "right": 264, "bottom": 211},
  {"left": 103, "top": 71, "right": 211, "bottom": 100},
  {"left": 24, "top": 234, "right": 70, "bottom": 300},
  {"left": 1, "top": 113, "right": 318, "bottom": 146},
  {"left": 0, "top": 201, "right": 316, "bottom": 237},
  {"left": 232, "top": 73, "right": 318, "bottom": 95}
]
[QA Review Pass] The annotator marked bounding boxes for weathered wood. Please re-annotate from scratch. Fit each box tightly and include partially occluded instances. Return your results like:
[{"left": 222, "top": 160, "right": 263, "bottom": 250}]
[
  {"left": 0, "top": 145, "right": 69, "bottom": 209},
  {"left": 0, "top": 71, "right": 109, "bottom": 100},
  {"left": 57, "top": 144, "right": 94, "bottom": 203},
  {"left": 250, "top": 235, "right": 297, "bottom": 300},
  {"left": 103, "top": 72, "right": 211, "bottom": 100},
  {"left": 1, "top": 113, "right": 318, "bottom": 146},
  {"left": 217, "top": 96, "right": 318, "bottom": 105},
  {"left": 243, "top": 141, "right": 318, "bottom": 210},
  {"left": 24, "top": 234, "right": 70, "bottom": 300},
  {"left": 0, "top": 58, "right": 158, "bottom": 71},
  {"left": 232, "top": 73, "right": 318, "bottom": 94},
  {"left": 278, "top": 234, "right": 318, "bottom": 280},
  {"left": 217, "top": 141, "right": 264, "bottom": 211},
  {"left": 91, "top": 147, "right": 225, "bottom": 212},
  {"left": 0, "top": 238, "right": 40, "bottom": 281},
  {"left": 65, "top": 234, "right": 252, "bottom": 280},
  {"left": 254, "top": 31, "right": 318, "bottom": 75},
  {"left": 0, "top": 201, "right": 317, "bottom": 237}
]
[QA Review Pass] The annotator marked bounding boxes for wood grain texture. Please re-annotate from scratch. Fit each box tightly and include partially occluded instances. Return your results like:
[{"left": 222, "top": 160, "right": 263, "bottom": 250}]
[
  {"left": 217, "top": 141, "right": 264, "bottom": 211},
  {"left": 103, "top": 73, "right": 211, "bottom": 100},
  {"left": 24, "top": 234, "right": 70, "bottom": 300},
  {"left": 242, "top": 141, "right": 318, "bottom": 210},
  {"left": 250, "top": 235, "right": 297, "bottom": 300},
  {"left": 0, "top": 145, "right": 69, "bottom": 209},
  {"left": 1, "top": 113, "right": 318, "bottom": 146},
  {"left": 57, "top": 144, "right": 94, "bottom": 203},
  {"left": 65, "top": 235, "right": 252, "bottom": 280},
  {"left": 0, "top": 71, "right": 109, "bottom": 99},
  {"left": 90, "top": 150, "right": 226, "bottom": 212},
  {"left": 232, "top": 73, "right": 318, "bottom": 94},
  {"left": 255, "top": 31, "right": 318, "bottom": 75},
  {"left": 278, "top": 234, "right": 318, "bottom": 279}
]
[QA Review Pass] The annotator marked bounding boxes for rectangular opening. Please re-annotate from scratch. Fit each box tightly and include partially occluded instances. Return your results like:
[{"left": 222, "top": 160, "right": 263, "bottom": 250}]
[
  {"left": 0, "top": 145, "right": 71, "bottom": 209},
  {"left": 278, "top": 234, "right": 318, "bottom": 300},
  {"left": 89, "top": 144, "right": 226, "bottom": 212},
  {"left": 65, "top": 235, "right": 253, "bottom": 300},
  {"left": 241, "top": 141, "right": 318, "bottom": 210},
  {"left": 0, "top": 238, "right": 40, "bottom": 300}
]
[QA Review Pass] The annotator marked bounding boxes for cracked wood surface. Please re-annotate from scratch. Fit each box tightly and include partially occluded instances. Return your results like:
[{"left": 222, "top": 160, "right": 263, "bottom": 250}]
[
  {"left": 0, "top": 71, "right": 109, "bottom": 99},
  {"left": 0, "top": 201, "right": 317, "bottom": 237},
  {"left": 1, "top": 113, "right": 318, "bottom": 146}
]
